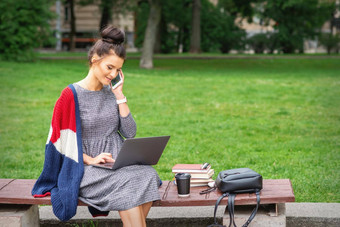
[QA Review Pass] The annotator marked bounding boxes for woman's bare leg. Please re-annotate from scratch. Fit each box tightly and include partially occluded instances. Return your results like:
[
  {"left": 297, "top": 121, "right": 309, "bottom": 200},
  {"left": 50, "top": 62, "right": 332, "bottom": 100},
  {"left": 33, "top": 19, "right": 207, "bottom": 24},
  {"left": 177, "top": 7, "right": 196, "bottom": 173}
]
[
  {"left": 119, "top": 206, "right": 146, "bottom": 227},
  {"left": 141, "top": 201, "right": 153, "bottom": 218}
]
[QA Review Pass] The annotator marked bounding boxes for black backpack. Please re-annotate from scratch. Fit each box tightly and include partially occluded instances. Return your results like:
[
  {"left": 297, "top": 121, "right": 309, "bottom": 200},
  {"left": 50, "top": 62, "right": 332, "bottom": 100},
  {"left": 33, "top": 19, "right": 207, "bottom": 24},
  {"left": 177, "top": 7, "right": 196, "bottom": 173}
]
[{"left": 208, "top": 168, "right": 263, "bottom": 227}]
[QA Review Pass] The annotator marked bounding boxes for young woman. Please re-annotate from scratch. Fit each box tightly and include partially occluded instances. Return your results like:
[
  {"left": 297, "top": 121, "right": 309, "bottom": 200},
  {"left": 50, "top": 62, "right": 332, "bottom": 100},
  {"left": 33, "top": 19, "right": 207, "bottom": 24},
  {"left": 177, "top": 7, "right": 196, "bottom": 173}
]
[{"left": 32, "top": 26, "right": 161, "bottom": 227}]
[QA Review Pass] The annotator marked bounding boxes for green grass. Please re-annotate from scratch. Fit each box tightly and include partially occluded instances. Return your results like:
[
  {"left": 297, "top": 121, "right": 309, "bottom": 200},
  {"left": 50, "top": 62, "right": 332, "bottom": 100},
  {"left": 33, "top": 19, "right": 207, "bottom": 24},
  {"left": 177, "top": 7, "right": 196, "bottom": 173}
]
[{"left": 0, "top": 56, "right": 339, "bottom": 203}]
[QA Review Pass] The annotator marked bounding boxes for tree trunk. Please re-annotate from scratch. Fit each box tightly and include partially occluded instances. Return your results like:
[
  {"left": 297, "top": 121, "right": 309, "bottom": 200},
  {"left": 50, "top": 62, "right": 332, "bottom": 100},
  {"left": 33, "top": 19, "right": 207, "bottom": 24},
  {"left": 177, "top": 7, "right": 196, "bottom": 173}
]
[
  {"left": 177, "top": 28, "right": 183, "bottom": 53},
  {"left": 189, "top": 0, "right": 201, "bottom": 53},
  {"left": 139, "top": 0, "right": 161, "bottom": 69},
  {"left": 154, "top": 17, "right": 162, "bottom": 53},
  {"left": 100, "top": 0, "right": 112, "bottom": 31},
  {"left": 55, "top": 0, "right": 62, "bottom": 51},
  {"left": 69, "top": 0, "right": 76, "bottom": 52}
]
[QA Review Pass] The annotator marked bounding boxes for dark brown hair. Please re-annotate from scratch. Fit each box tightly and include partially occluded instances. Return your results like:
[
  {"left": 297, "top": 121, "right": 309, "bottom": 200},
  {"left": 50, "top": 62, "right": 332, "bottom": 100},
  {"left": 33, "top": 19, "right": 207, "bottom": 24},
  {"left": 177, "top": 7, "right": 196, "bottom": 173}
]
[{"left": 88, "top": 26, "right": 126, "bottom": 65}]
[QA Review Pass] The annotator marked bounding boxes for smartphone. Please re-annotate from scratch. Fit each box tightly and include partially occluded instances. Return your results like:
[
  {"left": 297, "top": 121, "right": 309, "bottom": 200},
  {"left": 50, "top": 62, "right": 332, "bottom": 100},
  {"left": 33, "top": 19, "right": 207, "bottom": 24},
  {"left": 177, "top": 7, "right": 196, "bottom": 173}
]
[{"left": 111, "top": 72, "right": 123, "bottom": 89}]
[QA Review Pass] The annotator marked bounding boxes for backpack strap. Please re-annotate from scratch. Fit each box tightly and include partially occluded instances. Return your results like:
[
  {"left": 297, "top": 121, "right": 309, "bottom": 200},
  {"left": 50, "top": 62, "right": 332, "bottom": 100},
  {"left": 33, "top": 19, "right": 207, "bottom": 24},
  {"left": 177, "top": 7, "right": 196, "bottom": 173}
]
[
  {"left": 207, "top": 192, "right": 228, "bottom": 227},
  {"left": 200, "top": 186, "right": 217, "bottom": 195},
  {"left": 227, "top": 190, "right": 261, "bottom": 227},
  {"left": 228, "top": 193, "right": 237, "bottom": 227},
  {"left": 209, "top": 190, "right": 261, "bottom": 227},
  {"left": 242, "top": 190, "right": 261, "bottom": 227}
]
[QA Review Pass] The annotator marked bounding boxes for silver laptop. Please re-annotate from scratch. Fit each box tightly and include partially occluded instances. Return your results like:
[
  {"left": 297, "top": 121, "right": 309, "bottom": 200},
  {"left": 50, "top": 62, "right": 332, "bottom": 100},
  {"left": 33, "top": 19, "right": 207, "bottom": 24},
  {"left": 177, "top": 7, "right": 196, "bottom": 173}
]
[{"left": 91, "top": 136, "right": 170, "bottom": 170}]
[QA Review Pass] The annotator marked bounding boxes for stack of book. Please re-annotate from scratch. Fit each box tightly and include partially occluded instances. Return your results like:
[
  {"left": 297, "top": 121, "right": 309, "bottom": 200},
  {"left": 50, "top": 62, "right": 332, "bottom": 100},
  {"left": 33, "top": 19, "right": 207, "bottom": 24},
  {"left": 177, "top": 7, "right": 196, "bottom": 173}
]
[{"left": 172, "top": 163, "right": 215, "bottom": 187}]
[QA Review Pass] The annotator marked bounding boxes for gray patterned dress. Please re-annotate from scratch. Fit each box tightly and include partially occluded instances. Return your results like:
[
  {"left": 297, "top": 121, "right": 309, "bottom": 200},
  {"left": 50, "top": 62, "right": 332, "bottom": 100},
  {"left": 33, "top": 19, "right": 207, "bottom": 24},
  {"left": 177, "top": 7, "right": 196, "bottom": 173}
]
[{"left": 74, "top": 84, "right": 161, "bottom": 211}]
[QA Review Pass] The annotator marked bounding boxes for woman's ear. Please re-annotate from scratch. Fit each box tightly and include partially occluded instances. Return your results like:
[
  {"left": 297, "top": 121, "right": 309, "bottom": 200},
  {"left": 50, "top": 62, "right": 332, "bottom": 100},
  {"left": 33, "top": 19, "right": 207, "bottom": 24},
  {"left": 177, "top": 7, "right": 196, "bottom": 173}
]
[{"left": 91, "top": 54, "right": 102, "bottom": 65}]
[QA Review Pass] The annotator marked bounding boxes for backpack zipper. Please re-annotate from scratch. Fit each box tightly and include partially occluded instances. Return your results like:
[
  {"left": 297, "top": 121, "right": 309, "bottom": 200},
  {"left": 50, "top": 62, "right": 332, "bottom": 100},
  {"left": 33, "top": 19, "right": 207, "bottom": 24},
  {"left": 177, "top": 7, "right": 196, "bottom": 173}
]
[{"left": 223, "top": 172, "right": 240, "bottom": 177}]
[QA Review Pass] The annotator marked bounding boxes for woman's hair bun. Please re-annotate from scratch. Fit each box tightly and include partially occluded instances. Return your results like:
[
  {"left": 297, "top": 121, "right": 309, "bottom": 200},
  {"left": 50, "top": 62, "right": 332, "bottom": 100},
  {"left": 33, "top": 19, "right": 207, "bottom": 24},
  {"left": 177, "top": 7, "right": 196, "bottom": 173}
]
[
  {"left": 88, "top": 25, "right": 126, "bottom": 63},
  {"left": 101, "top": 26, "right": 125, "bottom": 45}
]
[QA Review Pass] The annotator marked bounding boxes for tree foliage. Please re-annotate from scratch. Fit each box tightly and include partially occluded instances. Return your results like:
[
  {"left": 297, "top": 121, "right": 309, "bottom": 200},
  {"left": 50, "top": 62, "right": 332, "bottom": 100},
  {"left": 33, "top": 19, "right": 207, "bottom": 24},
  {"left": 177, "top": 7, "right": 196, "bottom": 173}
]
[
  {"left": 262, "top": 0, "right": 335, "bottom": 53},
  {"left": 218, "top": 0, "right": 261, "bottom": 19},
  {"left": 56, "top": 0, "right": 338, "bottom": 55},
  {"left": 135, "top": 0, "right": 248, "bottom": 54},
  {"left": 1, "top": 0, "right": 336, "bottom": 59},
  {"left": 0, "top": 0, "right": 53, "bottom": 61},
  {"left": 135, "top": 0, "right": 191, "bottom": 53},
  {"left": 201, "top": 0, "right": 247, "bottom": 53}
]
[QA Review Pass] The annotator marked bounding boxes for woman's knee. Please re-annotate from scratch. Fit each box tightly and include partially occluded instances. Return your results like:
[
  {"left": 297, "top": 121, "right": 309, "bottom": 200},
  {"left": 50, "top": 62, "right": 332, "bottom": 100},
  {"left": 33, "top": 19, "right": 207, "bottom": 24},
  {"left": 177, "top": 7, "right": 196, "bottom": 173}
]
[{"left": 119, "top": 206, "right": 146, "bottom": 227}]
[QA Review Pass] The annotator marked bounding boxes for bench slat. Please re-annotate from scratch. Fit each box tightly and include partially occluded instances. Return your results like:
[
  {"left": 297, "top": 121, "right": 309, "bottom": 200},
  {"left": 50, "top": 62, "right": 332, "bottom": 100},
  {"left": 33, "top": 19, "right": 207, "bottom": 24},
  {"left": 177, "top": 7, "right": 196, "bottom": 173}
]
[
  {"left": 0, "top": 179, "right": 294, "bottom": 207},
  {"left": 155, "top": 179, "right": 295, "bottom": 206},
  {"left": 0, "top": 179, "right": 14, "bottom": 190},
  {"left": 0, "top": 179, "right": 52, "bottom": 205}
]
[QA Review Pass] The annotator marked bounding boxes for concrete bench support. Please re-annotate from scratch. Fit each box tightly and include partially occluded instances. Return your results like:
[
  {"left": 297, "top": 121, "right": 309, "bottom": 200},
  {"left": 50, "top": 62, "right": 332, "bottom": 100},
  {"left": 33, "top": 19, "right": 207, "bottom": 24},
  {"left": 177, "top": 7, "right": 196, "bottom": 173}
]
[
  {"left": 286, "top": 203, "right": 340, "bottom": 227},
  {"left": 223, "top": 203, "right": 286, "bottom": 227},
  {"left": 0, "top": 204, "right": 39, "bottom": 227}
]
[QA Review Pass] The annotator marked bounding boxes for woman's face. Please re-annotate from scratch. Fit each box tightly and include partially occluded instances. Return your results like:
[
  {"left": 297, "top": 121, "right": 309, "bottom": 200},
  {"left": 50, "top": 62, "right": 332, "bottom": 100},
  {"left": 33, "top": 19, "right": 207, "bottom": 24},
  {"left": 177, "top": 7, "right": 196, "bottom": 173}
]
[{"left": 91, "top": 53, "right": 124, "bottom": 86}]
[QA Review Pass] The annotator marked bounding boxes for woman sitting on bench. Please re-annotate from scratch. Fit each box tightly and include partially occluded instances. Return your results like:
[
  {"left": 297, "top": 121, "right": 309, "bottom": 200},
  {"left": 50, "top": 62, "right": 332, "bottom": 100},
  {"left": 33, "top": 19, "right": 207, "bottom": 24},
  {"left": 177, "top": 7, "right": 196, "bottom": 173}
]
[{"left": 32, "top": 26, "right": 161, "bottom": 227}]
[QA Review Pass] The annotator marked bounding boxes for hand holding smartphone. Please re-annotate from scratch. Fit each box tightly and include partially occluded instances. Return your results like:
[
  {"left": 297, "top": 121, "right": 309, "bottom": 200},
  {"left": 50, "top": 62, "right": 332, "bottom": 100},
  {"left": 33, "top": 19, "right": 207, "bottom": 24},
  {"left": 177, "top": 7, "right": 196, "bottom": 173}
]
[{"left": 111, "top": 71, "right": 123, "bottom": 90}]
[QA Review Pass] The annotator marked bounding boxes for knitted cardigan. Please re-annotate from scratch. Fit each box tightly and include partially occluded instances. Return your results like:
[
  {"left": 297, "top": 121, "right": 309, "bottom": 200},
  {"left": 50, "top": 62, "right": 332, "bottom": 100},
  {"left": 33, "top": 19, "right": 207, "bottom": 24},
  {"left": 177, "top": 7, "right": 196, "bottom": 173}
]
[{"left": 32, "top": 84, "right": 84, "bottom": 221}]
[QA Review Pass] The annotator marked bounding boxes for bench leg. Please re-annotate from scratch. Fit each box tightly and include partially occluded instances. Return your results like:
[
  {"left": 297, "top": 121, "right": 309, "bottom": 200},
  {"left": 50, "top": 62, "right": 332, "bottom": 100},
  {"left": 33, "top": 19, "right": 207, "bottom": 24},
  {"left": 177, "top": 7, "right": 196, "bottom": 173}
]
[
  {"left": 223, "top": 203, "right": 286, "bottom": 227},
  {"left": 0, "top": 204, "right": 40, "bottom": 227}
]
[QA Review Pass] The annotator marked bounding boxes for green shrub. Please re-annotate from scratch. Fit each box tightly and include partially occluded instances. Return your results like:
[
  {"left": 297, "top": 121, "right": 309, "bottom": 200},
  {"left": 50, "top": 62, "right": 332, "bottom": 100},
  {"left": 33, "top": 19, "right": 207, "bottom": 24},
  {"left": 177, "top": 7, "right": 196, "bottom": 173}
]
[
  {"left": 0, "top": 0, "right": 53, "bottom": 61},
  {"left": 266, "top": 32, "right": 280, "bottom": 54},
  {"left": 247, "top": 33, "right": 268, "bottom": 54},
  {"left": 319, "top": 33, "right": 340, "bottom": 54}
]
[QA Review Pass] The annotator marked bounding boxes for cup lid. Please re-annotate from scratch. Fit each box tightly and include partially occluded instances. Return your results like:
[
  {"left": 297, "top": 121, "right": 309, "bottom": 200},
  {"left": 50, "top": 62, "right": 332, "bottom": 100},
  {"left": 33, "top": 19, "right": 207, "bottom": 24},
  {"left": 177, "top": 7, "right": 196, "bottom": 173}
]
[{"left": 175, "top": 172, "right": 191, "bottom": 179}]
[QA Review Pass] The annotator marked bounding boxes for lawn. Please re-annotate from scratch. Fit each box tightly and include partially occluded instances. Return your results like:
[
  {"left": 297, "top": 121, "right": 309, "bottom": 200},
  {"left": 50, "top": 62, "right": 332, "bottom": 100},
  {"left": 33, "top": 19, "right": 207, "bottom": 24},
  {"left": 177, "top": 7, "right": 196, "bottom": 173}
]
[{"left": 0, "top": 55, "right": 339, "bottom": 203}]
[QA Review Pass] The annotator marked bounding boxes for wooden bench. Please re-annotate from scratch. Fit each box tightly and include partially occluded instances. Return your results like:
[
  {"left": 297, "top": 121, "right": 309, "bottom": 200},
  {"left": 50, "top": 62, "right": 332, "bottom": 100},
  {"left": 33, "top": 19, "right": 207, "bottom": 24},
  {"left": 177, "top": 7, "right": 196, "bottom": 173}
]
[{"left": 0, "top": 179, "right": 295, "bottom": 226}]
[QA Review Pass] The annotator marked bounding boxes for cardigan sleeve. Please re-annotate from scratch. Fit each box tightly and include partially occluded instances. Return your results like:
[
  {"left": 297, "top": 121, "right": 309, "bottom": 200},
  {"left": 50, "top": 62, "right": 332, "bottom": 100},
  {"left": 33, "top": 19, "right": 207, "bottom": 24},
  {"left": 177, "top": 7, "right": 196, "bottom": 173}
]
[{"left": 31, "top": 85, "right": 84, "bottom": 221}]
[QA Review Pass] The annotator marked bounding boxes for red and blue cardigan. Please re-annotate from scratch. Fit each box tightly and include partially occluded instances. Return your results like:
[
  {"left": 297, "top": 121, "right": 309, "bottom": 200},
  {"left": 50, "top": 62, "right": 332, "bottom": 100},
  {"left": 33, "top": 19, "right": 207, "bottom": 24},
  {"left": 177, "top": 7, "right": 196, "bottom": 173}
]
[{"left": 32, "top": 84, "right": 84, "bottom": 221}]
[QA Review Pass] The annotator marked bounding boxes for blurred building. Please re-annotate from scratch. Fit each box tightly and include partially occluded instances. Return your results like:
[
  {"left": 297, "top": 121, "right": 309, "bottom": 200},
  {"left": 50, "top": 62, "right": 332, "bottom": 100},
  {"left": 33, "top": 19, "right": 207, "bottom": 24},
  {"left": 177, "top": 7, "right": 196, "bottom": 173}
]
[
  {"left": 50, "top": 1, "right": 136, "bottom": 51},
  {"left": 49, "top": 0, "right": 338, "bottom": 53}
]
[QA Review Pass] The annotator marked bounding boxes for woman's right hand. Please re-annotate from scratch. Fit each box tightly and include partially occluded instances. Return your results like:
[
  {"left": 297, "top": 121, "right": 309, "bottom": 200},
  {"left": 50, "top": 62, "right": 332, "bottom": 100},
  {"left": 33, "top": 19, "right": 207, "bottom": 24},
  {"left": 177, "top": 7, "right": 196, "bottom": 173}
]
[{"left": 83, "top": 153, "right": 115, "bottom": 165}]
